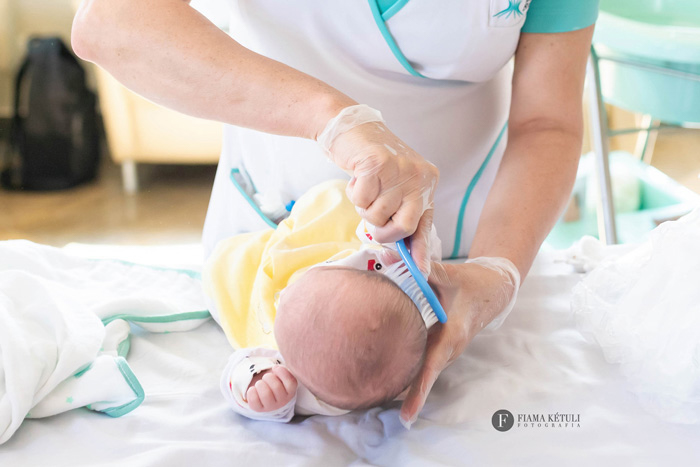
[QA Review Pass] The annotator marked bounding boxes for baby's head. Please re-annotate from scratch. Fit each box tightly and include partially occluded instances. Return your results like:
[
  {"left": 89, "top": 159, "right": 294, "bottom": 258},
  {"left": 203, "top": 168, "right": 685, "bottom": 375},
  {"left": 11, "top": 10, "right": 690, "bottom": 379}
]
[{"left": 274, "top": 266, "right": 427, "bottom": 410}]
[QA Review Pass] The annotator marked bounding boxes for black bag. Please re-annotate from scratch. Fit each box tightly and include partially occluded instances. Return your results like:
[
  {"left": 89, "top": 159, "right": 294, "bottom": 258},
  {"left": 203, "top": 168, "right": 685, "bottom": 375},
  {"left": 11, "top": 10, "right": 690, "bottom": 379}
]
[{"left": 1, "top": 37, "right": 100, "bottom": 190}]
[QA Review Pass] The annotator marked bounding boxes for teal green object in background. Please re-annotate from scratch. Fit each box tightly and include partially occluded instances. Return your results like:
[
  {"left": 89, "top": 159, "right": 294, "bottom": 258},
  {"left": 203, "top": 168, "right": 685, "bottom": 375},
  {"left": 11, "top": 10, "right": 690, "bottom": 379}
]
[
  {"left": 599, "top": 0, "right": 700, "bottom": 30},
  {"left": 547, "top": 152, "right": 700, "bottom": 249},
  {"left": 593, "top": 0, "right": 700, "bottom": 124},
  {"left": 522, "top": 0, "right": 599, "bottom": 34}
]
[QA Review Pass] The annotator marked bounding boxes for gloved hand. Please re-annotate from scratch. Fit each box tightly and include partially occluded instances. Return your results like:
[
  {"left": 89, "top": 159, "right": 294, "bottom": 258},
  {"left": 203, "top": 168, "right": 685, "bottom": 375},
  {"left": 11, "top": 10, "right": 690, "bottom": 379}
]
[
  {"left": 317, "top": 105, "right": 439, "bottom": 274},
  {"left": 398, "top": 256, "right": 521, "bottom": 429}
]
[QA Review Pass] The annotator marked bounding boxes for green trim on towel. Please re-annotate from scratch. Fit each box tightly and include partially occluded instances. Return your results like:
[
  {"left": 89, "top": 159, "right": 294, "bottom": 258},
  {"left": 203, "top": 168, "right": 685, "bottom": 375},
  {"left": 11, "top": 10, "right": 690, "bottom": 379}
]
[
  {"left": 74, "top": 363, "right": 92, "bottom": 378},
  {"left": 450, "top": 122, "right": 508, "bottom": 259},
  {"left": 117, "top": 334, "right": 131, "bottom": 358},
  {"left": 88, "top": 258, "right": 201, "bottom": 280},
  {"left": 101, "top": 310, "right": 211, "bottom": 327},
  {"left": 101, "top": 358, "right": 145, "bottom": 418}
]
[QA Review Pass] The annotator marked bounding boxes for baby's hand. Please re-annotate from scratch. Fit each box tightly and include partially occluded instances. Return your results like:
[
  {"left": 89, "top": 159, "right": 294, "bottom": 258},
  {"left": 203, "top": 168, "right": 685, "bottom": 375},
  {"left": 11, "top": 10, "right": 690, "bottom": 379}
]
[{"left": 246, "top": 366, "right": 298, "bottom": 412}]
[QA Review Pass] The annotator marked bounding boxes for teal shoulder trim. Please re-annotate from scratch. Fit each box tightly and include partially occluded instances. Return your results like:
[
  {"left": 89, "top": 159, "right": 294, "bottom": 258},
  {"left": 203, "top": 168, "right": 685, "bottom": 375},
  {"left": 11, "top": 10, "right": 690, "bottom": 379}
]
[
  {"left": 367, "top": 0, "right": 424, "bottom": 78},
  {"left": 230, "top": 168, "right": 278, "bottom": 229},
  {"left": 101, "top": 310, "right": 211, "bottom": 327},
  {"left": 450, "top": 122, "right": 508, "bottom": 259},
  {"left": 101, "top": 358, "right": 145, "bottom": 418},
  {"left": 522, "top": 0, "right": 599, "bottom": 34}
]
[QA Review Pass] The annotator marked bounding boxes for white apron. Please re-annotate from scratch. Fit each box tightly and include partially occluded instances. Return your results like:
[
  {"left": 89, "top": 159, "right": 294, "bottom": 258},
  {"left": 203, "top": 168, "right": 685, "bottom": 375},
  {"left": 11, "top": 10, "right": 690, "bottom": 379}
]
[{"left": 203, "top": 0, "right": 530, "bottom": 259}]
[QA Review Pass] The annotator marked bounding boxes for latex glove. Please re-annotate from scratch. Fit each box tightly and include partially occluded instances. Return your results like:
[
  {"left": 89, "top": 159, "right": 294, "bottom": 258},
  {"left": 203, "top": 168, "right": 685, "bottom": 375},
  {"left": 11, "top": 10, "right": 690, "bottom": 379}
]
[
  {"left": 399, "top": 257, "right": 521, "bottom": 429},
  {"left": 246, "top": 366, "right": 298, "bottom": 413},
  {"left": 317, "top": 105, "right": 439, "bottom": 274}
]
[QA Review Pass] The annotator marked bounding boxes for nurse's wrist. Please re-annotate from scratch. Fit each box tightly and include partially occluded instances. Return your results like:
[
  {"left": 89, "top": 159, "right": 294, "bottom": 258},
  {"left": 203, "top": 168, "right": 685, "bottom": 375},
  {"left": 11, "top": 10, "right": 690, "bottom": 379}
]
[
  {"left": 308, "top": 93, "right": 357, "bottom": 141},
  {"left": 468, "top": 243, "right": 529, "bottom": 284},
  {"left": 315, "top": 104, "right": 388, "bottom": 169}
]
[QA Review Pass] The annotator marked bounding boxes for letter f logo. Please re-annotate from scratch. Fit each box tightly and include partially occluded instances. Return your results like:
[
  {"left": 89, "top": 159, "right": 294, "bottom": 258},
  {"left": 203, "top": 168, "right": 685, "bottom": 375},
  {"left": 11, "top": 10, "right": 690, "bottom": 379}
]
[{"left": 492, "top": 410, "right": 514, "bottom": 432}]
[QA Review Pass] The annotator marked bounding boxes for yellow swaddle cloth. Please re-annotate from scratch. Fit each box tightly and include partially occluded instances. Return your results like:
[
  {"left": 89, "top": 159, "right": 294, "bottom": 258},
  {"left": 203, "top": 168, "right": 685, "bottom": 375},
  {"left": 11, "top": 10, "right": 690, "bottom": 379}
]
[{"left": 204, "top": 180, "right": 368, "bottom": 350}]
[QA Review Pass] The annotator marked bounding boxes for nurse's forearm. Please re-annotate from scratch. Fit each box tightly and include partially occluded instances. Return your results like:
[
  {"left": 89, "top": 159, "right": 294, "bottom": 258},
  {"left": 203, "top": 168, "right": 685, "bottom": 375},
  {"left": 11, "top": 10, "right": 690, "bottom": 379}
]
[
  {"left": 470, "top": 26, "right": 592, "bottom": 279},
  {"left": 469, "top": 126, "right": 581, "bottom": 278},
  {"left": 71, "top": 0, "right": 356, "bottom": 140}
]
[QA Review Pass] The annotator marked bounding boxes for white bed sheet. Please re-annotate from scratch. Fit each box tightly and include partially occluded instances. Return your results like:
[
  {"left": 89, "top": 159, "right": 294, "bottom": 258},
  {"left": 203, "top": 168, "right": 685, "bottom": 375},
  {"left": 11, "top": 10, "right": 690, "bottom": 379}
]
[{"left": 1, "top": 246, "right": 698, "bottom": 466}]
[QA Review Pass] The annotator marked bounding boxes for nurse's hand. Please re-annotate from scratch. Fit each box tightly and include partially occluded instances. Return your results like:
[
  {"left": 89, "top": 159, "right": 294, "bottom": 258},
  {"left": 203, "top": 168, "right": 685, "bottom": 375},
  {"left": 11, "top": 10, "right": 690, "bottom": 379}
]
[
  {"left": 317, "top": 106, "right": 439, "bottom": 274},
  {"left": 398, "top": 258, "right": 520, "bottom": 429}
]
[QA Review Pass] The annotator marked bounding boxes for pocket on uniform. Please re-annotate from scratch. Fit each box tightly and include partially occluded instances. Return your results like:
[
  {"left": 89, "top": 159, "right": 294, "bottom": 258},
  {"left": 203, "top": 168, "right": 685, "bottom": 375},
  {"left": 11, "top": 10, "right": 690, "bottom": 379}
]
[{"left": 489, "top": 0, "right": 531, "bottom": 28}]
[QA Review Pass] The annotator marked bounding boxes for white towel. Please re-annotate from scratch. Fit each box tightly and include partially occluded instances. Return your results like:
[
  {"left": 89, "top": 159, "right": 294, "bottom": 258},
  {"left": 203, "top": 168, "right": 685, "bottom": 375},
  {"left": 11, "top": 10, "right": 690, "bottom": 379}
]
[{"left": 0, "top": 240, "right": 210, "bottom": 444}]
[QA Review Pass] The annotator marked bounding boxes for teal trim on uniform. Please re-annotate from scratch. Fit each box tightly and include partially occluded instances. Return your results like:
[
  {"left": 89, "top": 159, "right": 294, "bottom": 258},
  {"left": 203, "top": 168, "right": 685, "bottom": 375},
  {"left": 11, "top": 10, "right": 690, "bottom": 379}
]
[
  {"left": 381, "top": 0, "right": 410, "bottom": 21},
  {"left": 522, "top": 0, "right": 599, "bottom": 33},
  {"left": 375, "top": 0, "right": 398, "bottom": 15},
  {"left": 101, "top": 310, "right": 211, "bottom": 327},
  {"left": 450, "top": 122, "right": 508, "bottom": 259},
  {"left": 101, "top": 358, "right": 145, "bottom": 418},
  {"left": 230, "top": 168, "right": 278, "bottom": 229},
  {"left": 367, "top": 0, "right": 425, "bottom": 78},
  {"left": 117, "top": 334, "right": 131, "bottom": 358}
]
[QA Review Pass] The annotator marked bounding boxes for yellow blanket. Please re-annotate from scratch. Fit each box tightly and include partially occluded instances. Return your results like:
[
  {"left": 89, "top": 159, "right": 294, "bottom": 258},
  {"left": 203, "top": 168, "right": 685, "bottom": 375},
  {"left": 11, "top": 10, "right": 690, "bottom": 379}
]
[{"left": 204, "top": 180, "right": 366, "bottom": 350}]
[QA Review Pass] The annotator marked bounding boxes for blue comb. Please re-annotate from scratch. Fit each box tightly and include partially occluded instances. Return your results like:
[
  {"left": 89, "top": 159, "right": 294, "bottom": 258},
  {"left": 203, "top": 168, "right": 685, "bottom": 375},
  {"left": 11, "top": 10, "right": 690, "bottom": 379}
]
[{"left": 395, "top": 238, "right": 447, "bottom": 324}]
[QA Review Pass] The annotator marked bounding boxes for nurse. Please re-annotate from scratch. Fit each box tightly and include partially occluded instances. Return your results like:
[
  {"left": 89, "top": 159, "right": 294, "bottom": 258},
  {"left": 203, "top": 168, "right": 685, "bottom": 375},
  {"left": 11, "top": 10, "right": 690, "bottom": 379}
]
[{"left": 72, "top": 0, "right": 598, "bottom": 426}]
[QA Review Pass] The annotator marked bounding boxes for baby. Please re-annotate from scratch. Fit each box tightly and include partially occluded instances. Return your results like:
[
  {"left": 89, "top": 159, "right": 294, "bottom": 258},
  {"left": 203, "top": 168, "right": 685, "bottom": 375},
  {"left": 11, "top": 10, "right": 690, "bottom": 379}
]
[{"left": 205, "top": 180, "right": 440, "bottom": 422}]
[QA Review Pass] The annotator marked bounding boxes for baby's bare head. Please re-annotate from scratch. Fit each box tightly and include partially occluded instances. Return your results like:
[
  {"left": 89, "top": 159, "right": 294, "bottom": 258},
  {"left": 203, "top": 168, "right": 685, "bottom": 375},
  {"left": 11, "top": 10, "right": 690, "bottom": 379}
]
[{"left": 274, "top": 266, "right": 427, "bottom": 410}]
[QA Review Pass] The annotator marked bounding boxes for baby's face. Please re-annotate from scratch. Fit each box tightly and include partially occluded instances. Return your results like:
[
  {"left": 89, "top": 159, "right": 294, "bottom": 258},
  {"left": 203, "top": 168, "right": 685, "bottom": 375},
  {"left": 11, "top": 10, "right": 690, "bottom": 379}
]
[{"left": 274, "top": 266, "right": 427, "bottom": 410}]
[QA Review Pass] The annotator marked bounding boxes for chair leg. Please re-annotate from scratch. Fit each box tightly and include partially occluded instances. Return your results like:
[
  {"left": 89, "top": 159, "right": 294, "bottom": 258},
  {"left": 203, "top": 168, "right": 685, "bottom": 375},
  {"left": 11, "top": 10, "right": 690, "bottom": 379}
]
[
  {"left": 634, "top": 114, "right": 660, "bottom": 165},
  {"left": 587, "top": 52, "right": 618, "bottom": 245},
  {"left": 122, "top": 160, "right": 138, "bottom": 194}
]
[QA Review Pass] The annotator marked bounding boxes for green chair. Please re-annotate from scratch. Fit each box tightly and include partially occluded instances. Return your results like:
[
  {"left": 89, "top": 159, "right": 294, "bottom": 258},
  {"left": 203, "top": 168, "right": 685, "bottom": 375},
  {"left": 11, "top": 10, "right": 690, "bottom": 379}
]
[{"left": 587, "top": 0, "right": 700, "bottom": 243}]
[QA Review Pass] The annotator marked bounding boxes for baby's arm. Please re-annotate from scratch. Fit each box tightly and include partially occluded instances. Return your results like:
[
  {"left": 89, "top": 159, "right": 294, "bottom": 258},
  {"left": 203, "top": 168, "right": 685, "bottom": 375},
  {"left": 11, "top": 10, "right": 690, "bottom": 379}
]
[
  {"left": 221, "top": 347, "right": 351, "bottom": 421},
  {"left": 220, "top": 347, "right": 298, "bottom": 422},
  {"left": 246, "top": 366, "right": 297, "bottom": 413}
]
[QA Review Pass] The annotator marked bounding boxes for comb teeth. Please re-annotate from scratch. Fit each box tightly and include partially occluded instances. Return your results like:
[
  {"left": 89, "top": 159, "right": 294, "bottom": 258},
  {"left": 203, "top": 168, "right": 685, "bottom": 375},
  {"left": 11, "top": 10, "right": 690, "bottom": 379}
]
[{"left": 383, "top": 261, "right": 439, "bottom": 329}]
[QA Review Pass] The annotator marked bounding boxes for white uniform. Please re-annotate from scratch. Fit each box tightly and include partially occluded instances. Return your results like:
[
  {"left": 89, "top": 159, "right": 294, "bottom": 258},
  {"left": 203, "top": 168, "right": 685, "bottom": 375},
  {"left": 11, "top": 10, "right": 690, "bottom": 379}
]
[{"left": 202, "top": 0, "right": 598, "bottom": 259}]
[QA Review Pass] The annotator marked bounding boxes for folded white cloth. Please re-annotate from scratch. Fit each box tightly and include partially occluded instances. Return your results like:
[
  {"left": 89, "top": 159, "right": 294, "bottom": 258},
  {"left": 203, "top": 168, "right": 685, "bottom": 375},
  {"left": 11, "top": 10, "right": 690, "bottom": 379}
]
[
  {"left": 572, "top": 209, "right": 700, "bottom": 424},
  {"left": 0, "top": 240, "right": 210, "bottom": 444}
]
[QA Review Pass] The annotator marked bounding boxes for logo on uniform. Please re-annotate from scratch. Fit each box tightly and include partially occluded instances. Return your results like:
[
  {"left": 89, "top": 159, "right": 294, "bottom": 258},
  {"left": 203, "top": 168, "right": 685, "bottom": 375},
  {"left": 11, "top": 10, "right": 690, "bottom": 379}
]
[
  {"left": 493, "top": 0, "right": 523, "bottom": 20},
  {"left": 489, "top": 0, "right": 530, "bottom": 27}
]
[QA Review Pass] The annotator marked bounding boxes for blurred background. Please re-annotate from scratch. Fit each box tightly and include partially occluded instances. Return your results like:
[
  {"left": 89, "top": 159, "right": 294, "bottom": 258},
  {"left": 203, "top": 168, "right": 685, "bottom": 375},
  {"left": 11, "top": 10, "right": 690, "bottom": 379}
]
[{"left": 0, "top": 0, "right": 699, "bottom": 249}]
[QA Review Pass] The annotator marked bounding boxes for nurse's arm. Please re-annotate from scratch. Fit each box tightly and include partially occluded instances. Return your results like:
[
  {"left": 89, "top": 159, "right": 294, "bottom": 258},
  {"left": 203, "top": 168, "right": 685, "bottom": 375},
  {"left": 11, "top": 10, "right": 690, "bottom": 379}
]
[
  {"left": 469, "top": 25, "right": 595, "bottom": 279},
  {"left": 70, "top": 0, "right": 356, "bottom": 140}
]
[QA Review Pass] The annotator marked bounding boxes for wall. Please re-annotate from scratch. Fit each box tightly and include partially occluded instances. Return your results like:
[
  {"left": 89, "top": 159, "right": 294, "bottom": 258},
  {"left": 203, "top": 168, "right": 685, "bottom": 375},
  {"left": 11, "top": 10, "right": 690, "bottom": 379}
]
[
  {"left": 0, "top": 0, "right": 229, "bottom": 116},
  {"left": 0, "top": 0, "right": 78, "bottom": 115}
]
